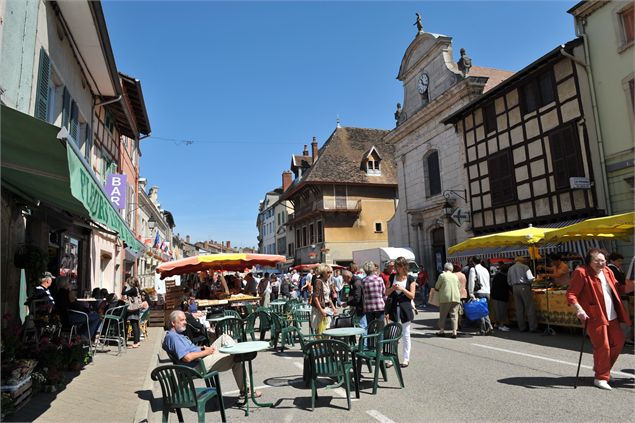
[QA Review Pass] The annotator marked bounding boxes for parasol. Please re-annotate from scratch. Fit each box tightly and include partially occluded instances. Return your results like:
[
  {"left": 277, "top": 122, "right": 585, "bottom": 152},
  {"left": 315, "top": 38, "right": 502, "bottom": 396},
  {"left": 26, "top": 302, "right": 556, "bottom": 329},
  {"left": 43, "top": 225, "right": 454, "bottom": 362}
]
[
  {"left": 156, "top": 253, "right": 286, "bottom": 279},
  {"left": 542, "top": 212, "right": 634, "bottom": 242},
  {"left": 447, "top": 225, "right": 558, "bottom": 254},
  {"left": 291, "top": 263, "right": 346, "bottom": 271}
]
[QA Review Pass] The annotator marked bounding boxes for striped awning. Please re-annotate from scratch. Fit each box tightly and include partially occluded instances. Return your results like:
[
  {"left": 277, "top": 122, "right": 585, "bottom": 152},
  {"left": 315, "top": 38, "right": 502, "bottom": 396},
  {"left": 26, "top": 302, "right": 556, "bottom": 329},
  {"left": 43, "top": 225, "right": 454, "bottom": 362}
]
[{"left": 447, "top": 219, "right": 611, "bottom": 262}]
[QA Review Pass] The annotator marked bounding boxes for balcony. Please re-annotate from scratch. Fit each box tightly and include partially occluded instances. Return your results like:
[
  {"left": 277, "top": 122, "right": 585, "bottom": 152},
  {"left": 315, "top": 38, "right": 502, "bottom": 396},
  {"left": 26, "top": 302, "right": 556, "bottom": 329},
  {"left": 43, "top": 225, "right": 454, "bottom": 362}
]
[{"left": 288, "top": 198, "right": 361, "bottom": 225}]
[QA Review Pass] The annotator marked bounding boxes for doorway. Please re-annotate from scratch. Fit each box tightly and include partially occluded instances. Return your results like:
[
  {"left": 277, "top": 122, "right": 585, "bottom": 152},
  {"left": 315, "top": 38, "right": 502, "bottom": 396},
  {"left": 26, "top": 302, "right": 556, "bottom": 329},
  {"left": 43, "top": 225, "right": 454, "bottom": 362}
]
[{"left": 431, "top": 227, "right": 446, "bottom": 280}]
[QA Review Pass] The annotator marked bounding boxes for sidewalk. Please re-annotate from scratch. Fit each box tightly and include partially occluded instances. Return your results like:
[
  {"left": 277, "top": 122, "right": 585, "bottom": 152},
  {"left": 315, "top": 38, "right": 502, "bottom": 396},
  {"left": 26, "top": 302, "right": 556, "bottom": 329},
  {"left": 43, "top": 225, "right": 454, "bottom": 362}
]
[{"left": 7, "top": 326, "right": 163, "bottom": 423}]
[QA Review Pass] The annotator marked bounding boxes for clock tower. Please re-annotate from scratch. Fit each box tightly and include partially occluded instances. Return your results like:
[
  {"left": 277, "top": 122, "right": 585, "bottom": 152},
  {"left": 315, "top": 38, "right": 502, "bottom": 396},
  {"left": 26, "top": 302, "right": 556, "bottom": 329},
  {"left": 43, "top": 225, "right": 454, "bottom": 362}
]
[{"left": 385, "top": 23, "right": 513, "bottom": 278}]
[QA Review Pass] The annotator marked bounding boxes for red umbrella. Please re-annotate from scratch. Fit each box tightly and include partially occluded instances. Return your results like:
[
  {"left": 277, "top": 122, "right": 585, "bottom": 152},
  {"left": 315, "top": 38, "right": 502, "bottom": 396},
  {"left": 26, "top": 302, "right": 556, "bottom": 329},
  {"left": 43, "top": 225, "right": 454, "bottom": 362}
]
[{"left": 156, "top": 253, "right": 286, "bottom": 279}]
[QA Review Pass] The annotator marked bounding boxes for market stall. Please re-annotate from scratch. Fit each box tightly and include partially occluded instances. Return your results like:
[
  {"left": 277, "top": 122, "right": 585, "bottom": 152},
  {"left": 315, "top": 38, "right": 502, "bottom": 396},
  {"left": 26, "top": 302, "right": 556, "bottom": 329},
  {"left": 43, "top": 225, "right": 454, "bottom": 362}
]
[{"left": 448, "top": 213, "right": 634, "bottom": 328}]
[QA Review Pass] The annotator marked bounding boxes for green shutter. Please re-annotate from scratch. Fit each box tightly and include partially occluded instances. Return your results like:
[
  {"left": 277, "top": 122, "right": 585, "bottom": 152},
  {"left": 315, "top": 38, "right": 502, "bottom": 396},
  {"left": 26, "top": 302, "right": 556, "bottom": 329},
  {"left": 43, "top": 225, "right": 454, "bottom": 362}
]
[{"left": 34, "top": 48, "right": 50, "bottom": 121}]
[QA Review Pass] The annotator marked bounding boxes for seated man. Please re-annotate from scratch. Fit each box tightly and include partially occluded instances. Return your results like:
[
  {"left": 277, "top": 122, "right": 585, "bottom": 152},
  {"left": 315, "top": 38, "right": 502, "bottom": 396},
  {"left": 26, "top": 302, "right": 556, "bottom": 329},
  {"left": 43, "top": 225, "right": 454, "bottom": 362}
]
[{"left": 162, "top": 310, "right": 261, "bottom": 403}]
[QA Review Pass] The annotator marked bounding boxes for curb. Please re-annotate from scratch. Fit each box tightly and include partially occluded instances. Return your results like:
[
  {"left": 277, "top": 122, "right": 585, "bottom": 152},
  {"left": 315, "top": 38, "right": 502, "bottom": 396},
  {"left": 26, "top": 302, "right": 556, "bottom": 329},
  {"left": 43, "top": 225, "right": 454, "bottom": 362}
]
[{"left": 133, "top": 327, "right": 164, "bottom": 423}]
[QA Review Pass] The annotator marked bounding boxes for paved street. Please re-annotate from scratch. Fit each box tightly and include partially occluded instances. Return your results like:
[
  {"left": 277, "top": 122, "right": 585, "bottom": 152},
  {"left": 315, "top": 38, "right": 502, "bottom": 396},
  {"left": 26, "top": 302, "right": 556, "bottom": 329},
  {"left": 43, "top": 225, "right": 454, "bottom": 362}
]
[
  {"left": 6, "top": 311, "right": 633, "bottom": 423},
  {"left": 142, "top": 309, "right": 634, "bottom": 423}
]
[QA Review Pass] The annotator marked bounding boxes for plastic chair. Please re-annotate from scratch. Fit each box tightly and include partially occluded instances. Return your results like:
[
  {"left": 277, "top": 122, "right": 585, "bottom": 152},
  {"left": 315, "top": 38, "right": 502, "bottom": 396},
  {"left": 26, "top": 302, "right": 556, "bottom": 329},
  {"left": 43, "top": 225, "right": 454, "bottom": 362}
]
[
  {"left": 244, "top": 312, "right": 258, "bottom": 341},
  {"left": 214, "top": 317, "right": 246, "bottom": 342},
  {"left": 95, "top": 304, "right": 128, "bottom": 355},
  {"left": 292, "top": 307, "right": 312, "bottom": 333},
  {"left": 270, "top": 312, "right": 298, "bottom": 352},
  {"left": 223, "top": 309, "right": 241, "bottom": 319},
  {"left": 138, "top": 307, "right": 151, "bottom": 340},
  {"left": 304, "top": 339, "right": 353, "bottom": 411},
  {"left": 151, "top": 364, "right": 226, "bottom": 423},
  {"left": 355, "top": 319, "right": 385, "bottom": 373},
  {"left": 355, "top": 322, "right": 404, "bottom": 394},
  {"left": 256, "top": 310, "right": 273, "bottom": 341}
]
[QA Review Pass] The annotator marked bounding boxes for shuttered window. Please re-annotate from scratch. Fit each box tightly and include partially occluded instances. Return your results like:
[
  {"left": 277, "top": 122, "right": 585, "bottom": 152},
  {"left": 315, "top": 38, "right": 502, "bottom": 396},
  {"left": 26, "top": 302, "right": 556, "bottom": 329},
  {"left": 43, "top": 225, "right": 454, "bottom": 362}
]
[
  {"left": 520, "top": 68, "right": 556, "bottom": 114},
  {"left": 34, "top": 48, "right": 50, "bottom": 121},
  {"left": 317, "top": 221, "right": 323, "bottom": 243},
  {"left": 549, "top": 124, "right": 584, "bottom": 190},
  {"left": 488, "top": 149, "right": 516, "bottom": 205},
  {"left": 483, "top": 102, "right": 497, "bottom": 134},
  {"left": 621, "top": 5, "right": 634, "bottom": 44}
]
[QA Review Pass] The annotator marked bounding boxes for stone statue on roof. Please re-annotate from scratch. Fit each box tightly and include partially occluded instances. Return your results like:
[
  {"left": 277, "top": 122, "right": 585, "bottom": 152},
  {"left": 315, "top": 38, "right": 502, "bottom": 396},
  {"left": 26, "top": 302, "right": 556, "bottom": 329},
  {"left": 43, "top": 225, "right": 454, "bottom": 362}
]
[
  {"left": 394, "top": 103, "right": 402, "bottom": 124},
  {"left": 414, "top": 13, "right": 423, "bottom": 33},
  {"left": 457, "top": 48, "right": 472, "bottom": 77}
]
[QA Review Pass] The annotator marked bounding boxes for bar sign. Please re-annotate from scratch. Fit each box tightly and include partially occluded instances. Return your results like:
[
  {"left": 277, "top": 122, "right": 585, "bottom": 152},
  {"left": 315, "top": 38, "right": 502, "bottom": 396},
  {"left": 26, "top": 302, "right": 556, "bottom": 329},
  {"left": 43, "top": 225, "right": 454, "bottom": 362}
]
[{"left": 106, "top": 174, "right": 127, "bottom": 209}]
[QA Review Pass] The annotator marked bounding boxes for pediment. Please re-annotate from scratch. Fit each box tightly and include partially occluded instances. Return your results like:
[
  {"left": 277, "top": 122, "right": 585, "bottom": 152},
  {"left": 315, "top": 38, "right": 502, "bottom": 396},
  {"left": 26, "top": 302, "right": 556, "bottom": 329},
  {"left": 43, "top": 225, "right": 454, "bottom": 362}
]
[{"left": 397, "top": 32, "right": 452, "bottom": 81}]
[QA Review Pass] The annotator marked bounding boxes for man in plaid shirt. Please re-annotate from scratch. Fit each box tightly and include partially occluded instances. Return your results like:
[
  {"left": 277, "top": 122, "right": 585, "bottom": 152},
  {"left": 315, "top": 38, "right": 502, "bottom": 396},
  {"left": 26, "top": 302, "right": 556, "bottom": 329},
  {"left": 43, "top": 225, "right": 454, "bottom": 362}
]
[{"left": 362, "top": 261, "right": 386, "bottom": 322}]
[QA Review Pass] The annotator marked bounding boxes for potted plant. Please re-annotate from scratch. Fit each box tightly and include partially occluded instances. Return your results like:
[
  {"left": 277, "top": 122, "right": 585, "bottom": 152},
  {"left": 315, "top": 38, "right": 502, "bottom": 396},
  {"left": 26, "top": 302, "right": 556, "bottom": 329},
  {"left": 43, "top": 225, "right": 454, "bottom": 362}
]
[{"left": 13, "top": 244, "right": 50, "bottom": 286}]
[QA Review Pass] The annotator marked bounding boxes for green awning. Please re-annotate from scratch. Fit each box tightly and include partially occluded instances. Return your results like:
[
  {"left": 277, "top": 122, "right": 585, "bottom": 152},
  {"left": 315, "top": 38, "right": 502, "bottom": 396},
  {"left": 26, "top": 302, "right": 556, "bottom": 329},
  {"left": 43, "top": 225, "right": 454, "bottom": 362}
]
[{"left": 1, "top": 105, "right": 144, "bottom": 253}]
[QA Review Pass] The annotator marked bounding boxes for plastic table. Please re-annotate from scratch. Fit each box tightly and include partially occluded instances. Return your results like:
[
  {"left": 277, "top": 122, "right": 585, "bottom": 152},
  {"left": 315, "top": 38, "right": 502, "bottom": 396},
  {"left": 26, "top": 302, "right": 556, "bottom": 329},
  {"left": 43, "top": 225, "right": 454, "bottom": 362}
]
[{"left": 219, "top": 341, "right": 273, "bottom": 416}]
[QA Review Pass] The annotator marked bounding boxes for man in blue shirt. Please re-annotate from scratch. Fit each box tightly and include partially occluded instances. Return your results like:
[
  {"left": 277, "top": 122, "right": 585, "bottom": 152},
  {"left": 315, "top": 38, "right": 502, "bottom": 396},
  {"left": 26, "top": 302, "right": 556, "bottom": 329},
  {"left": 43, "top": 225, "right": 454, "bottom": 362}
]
[{"left": 163, "top": 310, "right": 261, "bottom": 402}]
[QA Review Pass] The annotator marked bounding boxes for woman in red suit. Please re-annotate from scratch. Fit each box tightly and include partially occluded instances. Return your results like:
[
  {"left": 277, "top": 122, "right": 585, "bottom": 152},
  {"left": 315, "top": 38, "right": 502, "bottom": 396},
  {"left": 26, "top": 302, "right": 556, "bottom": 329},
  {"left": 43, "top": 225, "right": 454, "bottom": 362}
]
[{"left": 566, "top": 248, "right": 632, "bottom": 390}]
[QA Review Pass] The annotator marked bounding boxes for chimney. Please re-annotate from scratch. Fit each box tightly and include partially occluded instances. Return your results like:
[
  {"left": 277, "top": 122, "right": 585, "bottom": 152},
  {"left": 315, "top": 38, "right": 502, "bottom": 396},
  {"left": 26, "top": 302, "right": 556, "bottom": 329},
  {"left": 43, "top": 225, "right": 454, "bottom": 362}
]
[
  {"left": 226, "top": 241, "right": 231, "bottom": 249},
  {"left": 138, "top": 177, "right": 147, "bottom": 191},
  {"left": 311, "top": 136, "right": 319, "bottom": 162},
  {"left": 186, "top": 235, "right": 191, "bottom": 243},
  {"left": 282, "top": 171, "right": 292, "bottom": 192},
  {"left": 302, "top": 144, "right": 308, "bottom": 156},
  {"left": 149, "top": 186, "right": 159, "bottom": 204}
]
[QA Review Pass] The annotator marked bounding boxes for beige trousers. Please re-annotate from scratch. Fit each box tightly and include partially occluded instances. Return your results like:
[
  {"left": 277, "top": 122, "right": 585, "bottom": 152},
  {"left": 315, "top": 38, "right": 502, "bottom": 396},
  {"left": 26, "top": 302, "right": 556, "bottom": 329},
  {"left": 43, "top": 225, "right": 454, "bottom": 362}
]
[
  {"left": 438, "top": 302, "right": 460, "bottom": 333},
  {"left": 202, "top": 334, "right": 246, "bottom": 392}
]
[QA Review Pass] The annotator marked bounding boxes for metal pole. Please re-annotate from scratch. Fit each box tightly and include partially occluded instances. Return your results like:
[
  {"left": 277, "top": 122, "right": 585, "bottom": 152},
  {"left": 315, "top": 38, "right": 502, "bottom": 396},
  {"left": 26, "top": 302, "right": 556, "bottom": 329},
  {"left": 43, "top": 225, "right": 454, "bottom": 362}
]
[{"left": 574, "top": 319, "right": 589, "bottom": 389}]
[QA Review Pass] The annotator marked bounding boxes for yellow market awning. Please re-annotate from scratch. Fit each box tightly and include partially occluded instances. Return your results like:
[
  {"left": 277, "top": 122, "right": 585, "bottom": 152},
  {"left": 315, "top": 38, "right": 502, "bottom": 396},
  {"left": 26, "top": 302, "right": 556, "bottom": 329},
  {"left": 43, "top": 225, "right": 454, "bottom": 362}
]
[
  {"left": 447, "top": 225, "right": 558, "bottom": 254},
  {"left": 542, "top": 212, "right": 634, "bottom": 242}
]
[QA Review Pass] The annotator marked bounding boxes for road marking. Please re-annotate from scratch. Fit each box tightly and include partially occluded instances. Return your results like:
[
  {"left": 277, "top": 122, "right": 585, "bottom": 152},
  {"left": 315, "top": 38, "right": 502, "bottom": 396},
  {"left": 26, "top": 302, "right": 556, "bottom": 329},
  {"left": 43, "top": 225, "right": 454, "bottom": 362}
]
[
  {"left": 366, "top": 410, "right": 396, "bottom": 423},
  {"left": 472, "top": 343, "right": 634, "bottom": 378}
]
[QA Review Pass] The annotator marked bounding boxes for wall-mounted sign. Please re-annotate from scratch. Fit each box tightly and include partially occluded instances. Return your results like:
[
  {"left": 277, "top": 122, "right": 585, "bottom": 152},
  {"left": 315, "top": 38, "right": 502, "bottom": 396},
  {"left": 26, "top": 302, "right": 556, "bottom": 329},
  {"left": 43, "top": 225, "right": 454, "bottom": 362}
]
[
  {"left": 569, "top": 177, "right": 591, "bottom": 189},
  {"left": 450, "top": 208, "right": 471, "bottom": 227},
  {"left": 106, "top": 174, "right": 127, "bottom": 209}
]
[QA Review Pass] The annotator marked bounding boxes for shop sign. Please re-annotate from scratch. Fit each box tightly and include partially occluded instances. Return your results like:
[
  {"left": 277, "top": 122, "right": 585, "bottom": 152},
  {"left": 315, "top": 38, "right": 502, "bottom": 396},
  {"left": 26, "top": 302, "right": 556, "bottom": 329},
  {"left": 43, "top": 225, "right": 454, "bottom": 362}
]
[
  {"left": 66, "top": 147, "right": 143, "bottom": 253},
  {"left": 105, "top": 174, "right": 127, "bottom": 209}
]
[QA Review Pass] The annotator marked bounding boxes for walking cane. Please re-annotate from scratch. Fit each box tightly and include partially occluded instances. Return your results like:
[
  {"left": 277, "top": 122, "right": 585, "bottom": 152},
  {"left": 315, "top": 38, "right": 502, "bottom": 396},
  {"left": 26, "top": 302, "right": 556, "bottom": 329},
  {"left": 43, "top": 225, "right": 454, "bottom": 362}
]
[{"left": 574, "top": 319, "right": 589, "bottom": 389}]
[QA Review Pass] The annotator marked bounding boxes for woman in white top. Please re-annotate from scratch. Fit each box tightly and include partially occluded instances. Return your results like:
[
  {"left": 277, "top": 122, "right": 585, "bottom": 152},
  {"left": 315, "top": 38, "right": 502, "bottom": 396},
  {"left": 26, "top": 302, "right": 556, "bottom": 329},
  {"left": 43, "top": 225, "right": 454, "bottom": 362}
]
[{"left": 385, "top": 257, "right": 417, "bottom": 367}]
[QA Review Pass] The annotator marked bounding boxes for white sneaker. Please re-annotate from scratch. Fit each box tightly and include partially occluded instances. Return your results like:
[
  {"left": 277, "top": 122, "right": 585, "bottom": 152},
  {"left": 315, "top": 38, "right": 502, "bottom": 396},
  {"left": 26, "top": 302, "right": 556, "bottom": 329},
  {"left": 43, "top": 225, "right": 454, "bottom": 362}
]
[
  {"left": 499, "top": 325, "right": 510, "bottom": 332},
  {"left": 593, "top": 379, "right": 612, "bottom": 391}
]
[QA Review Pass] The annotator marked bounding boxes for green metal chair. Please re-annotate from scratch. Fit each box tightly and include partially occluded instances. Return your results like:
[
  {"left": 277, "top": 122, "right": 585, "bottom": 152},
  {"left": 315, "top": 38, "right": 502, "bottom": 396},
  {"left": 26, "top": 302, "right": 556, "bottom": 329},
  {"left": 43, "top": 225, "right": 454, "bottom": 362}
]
[
  {"left": 214, "top": 317, "right": 246, "bottom": 342},
  {"left": 95, "top": 304, "right": 128, "bottom": 355},
  {"left": 304, "top": 339, "right": 353, "bottom": 411},
  {"left": 356, "top": 321, "right": 404, "bottom": 394},
  {"left": 138, "top": 307, "right": 151, "bottom": 340},
  {"left": 151, "top": 364, "right": 226, "bottom": 423}
]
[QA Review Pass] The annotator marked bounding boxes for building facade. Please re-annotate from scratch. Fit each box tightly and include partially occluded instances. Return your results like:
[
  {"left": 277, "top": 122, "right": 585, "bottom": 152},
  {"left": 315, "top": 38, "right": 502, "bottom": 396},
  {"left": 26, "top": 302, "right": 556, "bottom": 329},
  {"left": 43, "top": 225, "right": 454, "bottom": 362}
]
[
  {"left": 568, "top": 0, "right": 635, "bottom": 259},
  {"left": 385, "top": 25, "right": 513, "bottom": 276},
  {"left": 443, "top": 38, "right": 608, "bottom": 259},
  {"left": 282, "top": 127, "right": 398, "bottom": 266},
  {"left": 0, "top": 0, "right": 150, "bottom": 311}
]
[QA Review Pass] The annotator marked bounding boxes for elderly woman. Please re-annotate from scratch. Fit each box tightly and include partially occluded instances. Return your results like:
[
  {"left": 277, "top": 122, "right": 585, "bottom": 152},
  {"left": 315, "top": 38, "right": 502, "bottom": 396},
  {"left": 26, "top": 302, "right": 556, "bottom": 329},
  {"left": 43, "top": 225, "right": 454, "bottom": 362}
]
[
  {"left": 310, "top": 263, "right": 337, "bottom": 334},
  {"left": 435, "top": 262, "right": 461, "bottom": 339}
]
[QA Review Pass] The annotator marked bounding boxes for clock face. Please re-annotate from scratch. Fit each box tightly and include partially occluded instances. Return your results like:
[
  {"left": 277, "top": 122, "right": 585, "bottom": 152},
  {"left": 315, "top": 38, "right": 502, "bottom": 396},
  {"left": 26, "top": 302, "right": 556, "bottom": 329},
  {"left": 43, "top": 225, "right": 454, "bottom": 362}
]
[{"left": 417, "top": 73, "right": 429, "bottom": 94}]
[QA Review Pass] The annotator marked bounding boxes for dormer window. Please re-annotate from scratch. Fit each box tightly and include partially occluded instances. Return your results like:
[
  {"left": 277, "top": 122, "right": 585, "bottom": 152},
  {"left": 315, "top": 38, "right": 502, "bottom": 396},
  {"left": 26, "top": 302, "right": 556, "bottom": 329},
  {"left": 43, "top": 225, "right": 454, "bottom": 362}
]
[{"left": 362, "top": 146, "right": 382, "bottom": 176}]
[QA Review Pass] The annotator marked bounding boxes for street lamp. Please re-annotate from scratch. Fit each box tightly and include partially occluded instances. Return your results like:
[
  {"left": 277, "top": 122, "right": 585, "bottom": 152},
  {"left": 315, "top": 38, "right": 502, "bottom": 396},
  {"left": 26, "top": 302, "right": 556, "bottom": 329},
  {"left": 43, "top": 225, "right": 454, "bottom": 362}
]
[{"left": 443, "top": 199, "right": 454, "bottom": 219}]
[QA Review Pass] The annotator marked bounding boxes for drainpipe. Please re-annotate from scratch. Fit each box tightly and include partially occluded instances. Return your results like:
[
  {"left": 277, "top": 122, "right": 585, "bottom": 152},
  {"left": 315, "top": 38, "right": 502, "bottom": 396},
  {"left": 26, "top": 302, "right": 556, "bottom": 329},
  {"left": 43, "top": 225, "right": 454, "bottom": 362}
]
[{"left": 563, "top": 18, "right": 612, "bottom": 214}]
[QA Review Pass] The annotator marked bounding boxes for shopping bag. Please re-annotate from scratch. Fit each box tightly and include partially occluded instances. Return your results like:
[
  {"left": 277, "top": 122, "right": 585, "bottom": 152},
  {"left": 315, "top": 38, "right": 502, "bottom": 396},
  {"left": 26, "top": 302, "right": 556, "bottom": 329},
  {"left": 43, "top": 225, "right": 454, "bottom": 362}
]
[
  {"left": 428, "top": 289, "right": 440, "bottom": 307},
  {"left": 317, "top": 316, "right": 329, "bottom": 333},
  {"left": 464, "top": 298, "right": 489, "bottom": 320}
]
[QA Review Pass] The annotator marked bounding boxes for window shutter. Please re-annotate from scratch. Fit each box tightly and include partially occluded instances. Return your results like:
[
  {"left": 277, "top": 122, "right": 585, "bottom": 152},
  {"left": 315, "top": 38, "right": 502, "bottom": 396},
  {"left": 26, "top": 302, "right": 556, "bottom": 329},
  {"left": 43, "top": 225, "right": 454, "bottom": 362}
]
[
  {"left": 69, "top": 100, "right": 79, "bottom": 141},
  {"left": 34, "top": 48, "right": 50, "bottom": 121},
  {"left": 62, "top": 87, "right": 70, "bottom": 129}
]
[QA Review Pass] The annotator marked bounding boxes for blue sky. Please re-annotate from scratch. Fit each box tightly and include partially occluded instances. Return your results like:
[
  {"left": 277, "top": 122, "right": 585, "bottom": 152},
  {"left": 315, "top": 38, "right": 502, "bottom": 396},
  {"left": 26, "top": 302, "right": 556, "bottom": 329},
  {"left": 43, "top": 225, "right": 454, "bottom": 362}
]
[{"left": 102, "top": 0, "right": 577, "bottom": 248}]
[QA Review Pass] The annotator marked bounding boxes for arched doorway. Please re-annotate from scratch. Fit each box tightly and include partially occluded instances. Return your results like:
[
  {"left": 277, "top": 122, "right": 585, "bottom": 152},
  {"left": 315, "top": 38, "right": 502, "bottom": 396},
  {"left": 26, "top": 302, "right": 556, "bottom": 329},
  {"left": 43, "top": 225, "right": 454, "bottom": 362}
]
[{"left": 430, "top": 227, "right": 446, "bottom": 279}]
